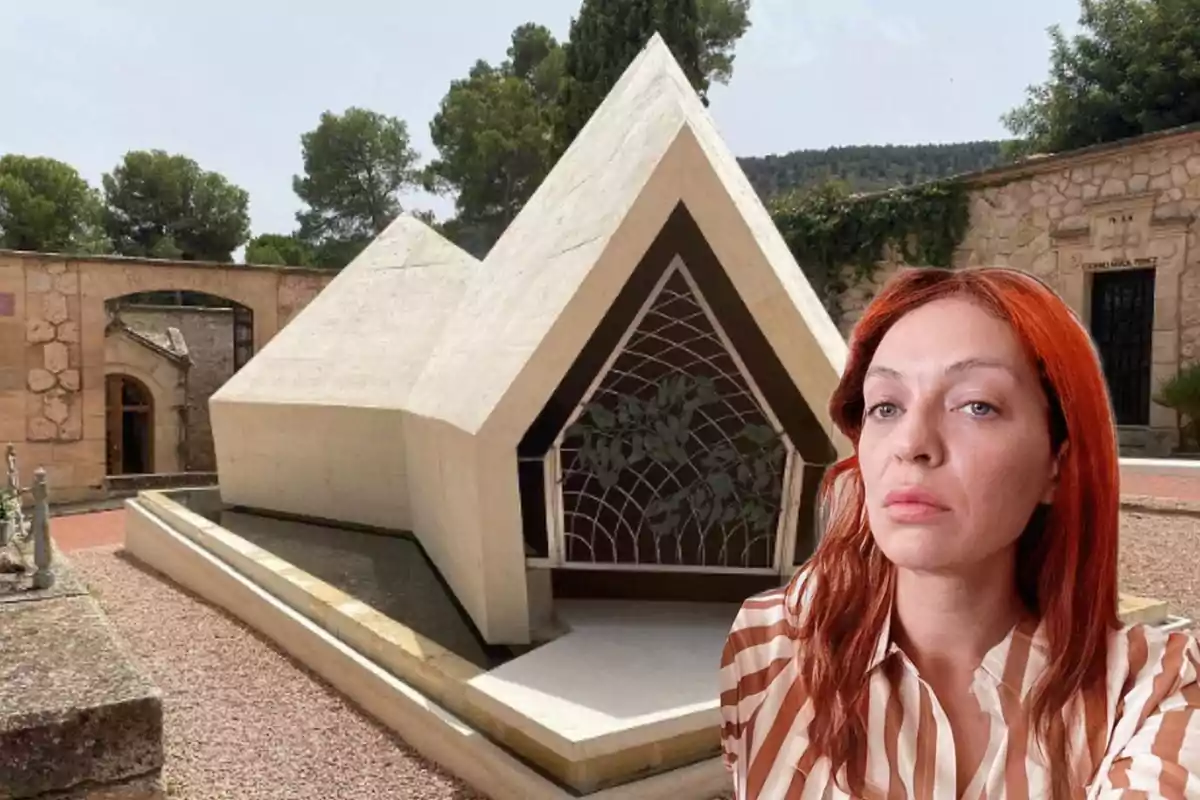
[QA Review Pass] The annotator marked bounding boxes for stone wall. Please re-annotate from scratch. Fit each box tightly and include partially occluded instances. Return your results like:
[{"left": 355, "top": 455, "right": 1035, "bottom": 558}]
[
  {"left": 831, "top": 127, "right": 1200, "bottom": 455},
  {"left": 119, "top": 306, "right": 235, "bottom": 471},
  {"left": 0, "top": 251, "right": 334, "bottom": 502}
]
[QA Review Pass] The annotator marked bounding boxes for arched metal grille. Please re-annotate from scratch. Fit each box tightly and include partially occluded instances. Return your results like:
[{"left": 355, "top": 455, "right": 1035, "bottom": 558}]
[{"left": 556, "top": 261, "right": 792, "bottom": 569}]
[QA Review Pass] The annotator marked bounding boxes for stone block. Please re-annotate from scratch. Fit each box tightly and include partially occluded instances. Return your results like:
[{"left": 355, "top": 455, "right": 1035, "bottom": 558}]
[
  {"left": 54, "top": 270, "right": 79, "bottom": 295},
  {"left": 1151, "top": 173, "right": 1174, "bottom": 191},
  {"left": 42, "top": 292, "right": 68, "bottom": 325},
  {"left": 26, "top": 416, "right": 57, "bottom": 442},
  {"left": 0, "top": 588, "right": 163, "bottom": 797},
  {"left": 43, "top": 342, "right": 69, "bottom": 374},
  {"left": 25, "top": 318, "right": 54, "bottom": 345},
  {"left": 1152, "top": 329, "right": 1178, "bottom": 364},
  {"left": 1101, "top": 178, "right": 1127, "bottom": 197},
  {"left": 1155, "top": 292, "right": 1180, "bottom": 330},
  {"left": 44, "top": 391, "right": 72, "bottom": 425},
  {"left": 1118, "top": 593, "right": 1170, "bottom": 625},
  {"left": 57, "top": 320, "right": 79, "bottom": 344},
  {"left": 27, "top": 368, "right": 56, "bottom": 393},
  {"left": 47, "top": 771, "right": 164, "bottom": 799},
  {"left": 59, "top": 369, "right": 80, "bottom": 392},
  {"left": 26, "top": 269, "right": 53, "bottom": 295}
]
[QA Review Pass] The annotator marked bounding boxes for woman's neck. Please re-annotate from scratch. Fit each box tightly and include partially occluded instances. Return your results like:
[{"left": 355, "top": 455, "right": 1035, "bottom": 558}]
[{"left": 891, "top": 546, "right": 1028, "bottom": 677}]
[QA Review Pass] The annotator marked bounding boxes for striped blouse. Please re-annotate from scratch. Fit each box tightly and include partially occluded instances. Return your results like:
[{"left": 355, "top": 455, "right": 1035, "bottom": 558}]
[{"left": 719, "top": 579, "right": 1200, "bottom": 799}]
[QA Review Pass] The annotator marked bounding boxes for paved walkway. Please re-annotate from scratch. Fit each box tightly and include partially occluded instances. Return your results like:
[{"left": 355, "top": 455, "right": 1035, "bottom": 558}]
[
  {"left": 1119, "top": 472, "right": 1200, "bottom": 503},
  {"left": 47, "top": 467, "right": 1200, "bottom": 555},
  {"left": 52, "top": 509, "right": 125, "bottom": 553}
]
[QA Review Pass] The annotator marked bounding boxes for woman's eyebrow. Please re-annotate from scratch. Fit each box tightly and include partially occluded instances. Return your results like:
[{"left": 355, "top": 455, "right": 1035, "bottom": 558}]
[{"left": 865, "top": 358, "right": 1016, "bottom": 381}]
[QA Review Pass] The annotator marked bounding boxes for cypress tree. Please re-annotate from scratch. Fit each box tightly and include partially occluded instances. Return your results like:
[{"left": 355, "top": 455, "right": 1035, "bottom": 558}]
[{"left": 554, "top": 0, "right": 705, "bottom": 154}]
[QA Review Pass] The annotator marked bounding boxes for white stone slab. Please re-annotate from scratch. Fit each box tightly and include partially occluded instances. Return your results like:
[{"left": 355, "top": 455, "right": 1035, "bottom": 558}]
[{"left": 468, "top": 599, "right": 738, "bottom": 759}]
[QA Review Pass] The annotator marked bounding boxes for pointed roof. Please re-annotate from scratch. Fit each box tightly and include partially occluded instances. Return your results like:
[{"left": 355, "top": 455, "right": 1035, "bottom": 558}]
[
  {"left": 406, "top": 34, "right": 845, "bottom": 441},
  {"left": 212, "top": 214, "right": 479, "bottom": 408}
]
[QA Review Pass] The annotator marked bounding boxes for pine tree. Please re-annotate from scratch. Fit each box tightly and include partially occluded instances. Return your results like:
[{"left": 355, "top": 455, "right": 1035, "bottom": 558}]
[{"left": 554, "top": 0, "right": 705, "bottom": 155}]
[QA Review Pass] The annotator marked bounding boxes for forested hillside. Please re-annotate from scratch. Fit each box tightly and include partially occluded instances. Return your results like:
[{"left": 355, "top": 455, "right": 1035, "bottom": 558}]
[{"left": 737, "top": 141, "right": 1009, "bottom": 198}]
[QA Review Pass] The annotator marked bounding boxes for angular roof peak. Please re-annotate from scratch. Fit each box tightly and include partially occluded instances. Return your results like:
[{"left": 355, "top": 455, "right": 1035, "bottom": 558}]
[
  {"left": 407, "top": 36, "right": 844, "bottom": 438},
  {"left": 212, "top": 213, "right": 478, "bottom": 407}
]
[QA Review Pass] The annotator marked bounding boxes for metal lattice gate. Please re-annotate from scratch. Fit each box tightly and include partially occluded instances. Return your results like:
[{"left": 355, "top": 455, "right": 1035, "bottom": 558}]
[
  {"left": 552, "top": 260, "right": 796, "bottom": 571},
  {"left": 1090, "top": 268, "right": 1156, "bottom": 426}
]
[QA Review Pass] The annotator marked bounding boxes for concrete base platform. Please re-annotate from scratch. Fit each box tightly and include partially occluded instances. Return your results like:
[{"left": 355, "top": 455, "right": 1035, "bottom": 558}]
[
  {"left": 0, "top": 553, "right": 163, "bottom": 799},
  {"left": 470, "top": 600, "right": 731, "bottom": 769},
  {"left": 121, "top": 488, "right": 1182, "bottom": 799},
  {"left": 124, "top": 494, "right": 730, "bottom": 800}
]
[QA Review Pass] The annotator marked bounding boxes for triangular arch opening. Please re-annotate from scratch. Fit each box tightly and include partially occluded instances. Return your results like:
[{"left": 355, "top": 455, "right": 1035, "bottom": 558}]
[{"left": 517, "top": 204, "right": 836, "bottom": 595}]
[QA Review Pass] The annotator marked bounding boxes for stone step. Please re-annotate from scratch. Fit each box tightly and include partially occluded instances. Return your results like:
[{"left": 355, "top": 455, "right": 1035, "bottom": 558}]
[{"left": 1119, "top": 592, "right": 1170, "bottom": 626}]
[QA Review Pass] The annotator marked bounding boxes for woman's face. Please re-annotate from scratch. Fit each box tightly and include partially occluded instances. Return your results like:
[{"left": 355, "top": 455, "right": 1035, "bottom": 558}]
[{"left": 857, "top": 296, "right": 1059, "bottom": 574}]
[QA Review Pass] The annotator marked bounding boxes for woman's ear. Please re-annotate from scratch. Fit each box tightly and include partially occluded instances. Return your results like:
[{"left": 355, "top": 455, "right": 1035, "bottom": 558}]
[{"left": 1040, "top": 443, "right": 1066, "bottom": 505}]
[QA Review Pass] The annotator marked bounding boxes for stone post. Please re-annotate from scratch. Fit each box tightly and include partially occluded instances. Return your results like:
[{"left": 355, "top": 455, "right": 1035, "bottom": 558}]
[
  {"left": 30, "top": 468, "right": 53, "bottom": 590},
  {"left": 2, "top": 444, "right": 17, "bottom": 548}
]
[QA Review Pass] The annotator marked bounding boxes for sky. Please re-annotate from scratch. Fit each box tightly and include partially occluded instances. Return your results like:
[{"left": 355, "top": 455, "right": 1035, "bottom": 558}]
[{"left": 0, "top": 0, "right": 1081, "bottom": 239}]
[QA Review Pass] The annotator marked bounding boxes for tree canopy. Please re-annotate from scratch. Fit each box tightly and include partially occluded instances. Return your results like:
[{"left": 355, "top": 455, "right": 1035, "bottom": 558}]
[
  {"left": 555, "top": 0, "right": 707, "bottom": 152},
  {"left": 0, "top": 155, "right": 106, "bottom": 253},
  {"left": 427, "top": 2, "right": 750, "bottom": 256},
  {"left": 102, "top": 150, "right": 251, "bottom": 262},
  {"left": 1005, "top": 0, "right": 1200, "bottom": 154},
  {"left": 293, "top": 107, "right": 421, "bottom": 267},
  {"left": 739, "top": 141, "right": 1007, "bottom": 199},
  {"left": 244, "top": 233, "right": 314, "bottom": 267},
  {"left": 426, "top": 25, "right": 564, "bottom": 256}
]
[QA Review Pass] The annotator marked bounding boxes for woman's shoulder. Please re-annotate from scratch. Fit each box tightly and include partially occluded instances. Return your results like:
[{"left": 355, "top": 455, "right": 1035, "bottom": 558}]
[
  {"left": 722, "top": 571, "right": 813, "bottom": 675},
  {"left": 728, "top": 569, "right": 814, "bottom": 635},
  {"left": 1106, "top": 622, "right": 1199, "bottom": 691}
]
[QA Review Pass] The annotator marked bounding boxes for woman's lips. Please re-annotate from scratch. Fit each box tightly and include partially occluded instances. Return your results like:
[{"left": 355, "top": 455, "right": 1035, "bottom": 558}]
[{"left": 883, "top": 487, "right": 950, "bottom": 523}]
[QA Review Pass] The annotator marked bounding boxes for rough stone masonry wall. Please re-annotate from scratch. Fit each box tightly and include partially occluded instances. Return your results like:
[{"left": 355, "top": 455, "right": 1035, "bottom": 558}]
[
  {"left": 23, "top": 261, "right": 85, "bottom": 445},
  {"left": 0, "top": 251, "right": 335, "bottom": 502},
  {"left": 119, "top": 306, "right": 235, "bottom": 472},
  {"left": 828, "top": 131, "right": 1200, "bottom": 453},
  {"left": 837, "top": 133, "right": 1200, "bottom": 343}
]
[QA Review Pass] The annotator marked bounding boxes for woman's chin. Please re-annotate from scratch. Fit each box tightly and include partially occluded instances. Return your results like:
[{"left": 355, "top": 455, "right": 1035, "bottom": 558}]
[{"left": 873, "top": 528, "right": 965, "bottom": 572}]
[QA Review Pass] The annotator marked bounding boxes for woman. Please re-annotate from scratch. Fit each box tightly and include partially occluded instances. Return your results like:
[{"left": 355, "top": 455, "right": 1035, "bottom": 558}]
[{"left": 720, "top": 267, "right": 1200, "bottom": 799}]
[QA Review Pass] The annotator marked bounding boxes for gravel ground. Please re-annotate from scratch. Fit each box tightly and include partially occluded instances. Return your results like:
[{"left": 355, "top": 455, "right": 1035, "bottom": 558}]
[
  {"left": 71, "top": 546, "right": 483, "bottom": 800},
  {"left": 1118, "top": 509, "right": 1200, "bottom": 627},
  {"left": 65, "top": 508, "right": 1198, "bottom": 800}
]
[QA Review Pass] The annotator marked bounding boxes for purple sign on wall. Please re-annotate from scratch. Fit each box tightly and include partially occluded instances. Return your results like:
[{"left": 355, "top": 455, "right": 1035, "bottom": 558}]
[{"left": 0, "top": 293, "right": 13, "bottom": 317}]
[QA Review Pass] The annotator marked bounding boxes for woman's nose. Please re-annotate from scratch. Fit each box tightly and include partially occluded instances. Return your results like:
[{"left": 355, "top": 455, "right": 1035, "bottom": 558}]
[{"left": 891, "top": 404, "right": 945, "bottom": 466}]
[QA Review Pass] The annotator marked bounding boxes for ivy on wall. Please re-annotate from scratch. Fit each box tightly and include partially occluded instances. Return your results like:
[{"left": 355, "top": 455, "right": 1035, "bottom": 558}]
[{"left": 768, "top": 180, "right": 971, "bottom": 308}]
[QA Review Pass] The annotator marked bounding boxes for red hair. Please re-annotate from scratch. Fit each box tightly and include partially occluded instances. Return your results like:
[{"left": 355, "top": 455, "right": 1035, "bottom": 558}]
[{"left": 794, "top": 267, "right": 1121, "bottom": 796}]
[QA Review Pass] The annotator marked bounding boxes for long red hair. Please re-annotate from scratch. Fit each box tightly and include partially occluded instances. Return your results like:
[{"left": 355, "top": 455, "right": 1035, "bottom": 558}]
[{"left": 795, "top": 267, "right": 1121, "bottom": 795}]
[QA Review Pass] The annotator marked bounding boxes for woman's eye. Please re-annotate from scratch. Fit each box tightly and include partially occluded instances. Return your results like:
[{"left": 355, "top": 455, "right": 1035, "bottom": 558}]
[
  {"left": 867, "top": 402, "right": 900, "bottom": 419},
  {"left": 961, "top": 401, "right": 997, "bottom": 418}
]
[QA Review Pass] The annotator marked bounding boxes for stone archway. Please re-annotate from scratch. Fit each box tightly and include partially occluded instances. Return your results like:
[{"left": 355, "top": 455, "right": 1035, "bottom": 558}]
[
  {"left": 105, "top": 374, "right": 154, "bottom": 475},
  {"left": 107, "top": 290, "right": 254, "bottom": 371},
  {"left": 106, "top": 290, "right": 251, "bottom": 471}
]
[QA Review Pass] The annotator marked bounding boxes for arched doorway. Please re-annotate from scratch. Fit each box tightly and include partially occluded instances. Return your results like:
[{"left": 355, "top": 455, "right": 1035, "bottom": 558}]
[
  {"left": 106, "top": 374, "right": 154, "bottom": 475},
  {"left": 105, "top": 290, "right": 255, "bottom": 472}
]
